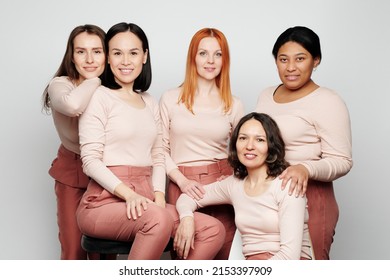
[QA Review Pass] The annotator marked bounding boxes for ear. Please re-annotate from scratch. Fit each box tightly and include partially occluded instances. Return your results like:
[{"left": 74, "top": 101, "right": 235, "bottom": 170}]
[
  {"left": 143, "top": 49, "right": 148, "bottom": 64},
  {"left": 314, "top": 57, "right": 321, "bottom": 68}
]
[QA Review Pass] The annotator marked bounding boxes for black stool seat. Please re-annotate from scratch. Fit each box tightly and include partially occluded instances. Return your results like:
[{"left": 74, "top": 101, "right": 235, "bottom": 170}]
[
  {"left": 82, "top": 235, "right": 133, "bottom": 256},
  {"left": 81, "top": 235, "right": 173, "bottom": 259}
]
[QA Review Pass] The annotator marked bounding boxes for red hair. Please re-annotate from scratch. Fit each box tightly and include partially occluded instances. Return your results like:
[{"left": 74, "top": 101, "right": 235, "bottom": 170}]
[{"left": 179, "top": 28, "right": 232, "bottom": 113}]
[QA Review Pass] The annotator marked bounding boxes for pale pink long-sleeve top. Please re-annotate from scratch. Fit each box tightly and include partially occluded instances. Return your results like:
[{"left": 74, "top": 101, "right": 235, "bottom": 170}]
[
  {"left": 78, "top": 86, "right": 165, "bottom": 194},
  {"left": 159, "top": 87, "right": 245, "bottom": 174},
  {"left": 176, "top": 176, "right": 312, "bottom": 260},
  {"left": 48, "top": 76, "right": 101, "bottom": 154},
  {"left": 256, "top": 86, "right": 352, "bottom": 181}
]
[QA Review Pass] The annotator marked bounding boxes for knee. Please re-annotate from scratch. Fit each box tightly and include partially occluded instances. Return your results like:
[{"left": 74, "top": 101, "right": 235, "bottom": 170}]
[
  {"left": 142, "top": 206, "right": 174, "bottom": 236},
  {"left": 195, "top": 214, "right": 226, "bottom": 243}
]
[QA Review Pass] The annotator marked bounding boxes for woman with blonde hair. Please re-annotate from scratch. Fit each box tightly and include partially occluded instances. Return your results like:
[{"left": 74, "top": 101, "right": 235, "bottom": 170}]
[{"left": 160, "top": 27, "right": 244, "bottom": 259}]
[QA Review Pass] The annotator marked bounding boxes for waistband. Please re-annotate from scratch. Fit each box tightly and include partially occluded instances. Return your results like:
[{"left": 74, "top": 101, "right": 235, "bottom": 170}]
[
  {"left": 178, "top": 159, "right": 230, "bottom": 176},
  {"left": 58, "top": 144, "right": 81, "bottom": 160},
  {"left": 108, "top": 165, "right": 152, "bottom": 176}
]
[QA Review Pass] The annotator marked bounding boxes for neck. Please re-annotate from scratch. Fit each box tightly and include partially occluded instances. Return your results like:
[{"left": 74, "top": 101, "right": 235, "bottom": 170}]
[
  {"left": 245, "top": 167, "right": 270, "bottom": 189},
  {"left": 196, "top": 79, "right": 217, "bottom": 96}
]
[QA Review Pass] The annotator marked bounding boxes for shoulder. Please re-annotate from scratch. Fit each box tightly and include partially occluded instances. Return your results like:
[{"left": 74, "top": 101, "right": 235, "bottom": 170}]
[
  {"left": 311, "top": 87, "right": 348, "bottom": 108},
  {"left": 232, "top": 95, "right": 243, "bottom": 105},
  {"left": 160, "top": 87, "right": 181, "bottom": 103},
  {"left": 140, "top": 91, "right": 159, "bottom": 108},
  {"left": 48, "top": 76, "right": 73, "bottom": 89},
  {"left": 259, "top": 85, "right": 279, "bottom": 97}
]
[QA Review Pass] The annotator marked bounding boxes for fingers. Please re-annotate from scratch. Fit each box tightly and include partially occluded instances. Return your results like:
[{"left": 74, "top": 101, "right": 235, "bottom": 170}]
[
  {"left": 184, "top": 184, "right": 205, "bottom": 200},
  {"left": 174, "top": 234, "right": 192, "bottom": 259},
  {"left": 126, "top": 197, "right": 151, "bottom": 220}
]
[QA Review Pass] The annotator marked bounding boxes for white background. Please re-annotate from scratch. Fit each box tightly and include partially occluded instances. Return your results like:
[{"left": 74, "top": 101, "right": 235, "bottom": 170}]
[{"left": 0, "top": 0, "right": 389, "bottom": 260}]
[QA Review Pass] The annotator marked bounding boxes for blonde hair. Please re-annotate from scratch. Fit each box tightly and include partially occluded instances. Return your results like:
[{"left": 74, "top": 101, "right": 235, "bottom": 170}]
[{"left": 179, "top": 28, "right": 232, "bottom": 113}]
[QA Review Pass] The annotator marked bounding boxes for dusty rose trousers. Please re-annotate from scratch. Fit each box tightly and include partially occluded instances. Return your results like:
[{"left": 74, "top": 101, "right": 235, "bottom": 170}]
[
  {"left": 168, "top": 159, "right": 236, "bottom": 260},
  {"left": 49, "top": 145, "right": 89, "bottom": 260},
  {"left": 306, "top": 180, "right": 339, "bottom": 260},
  {"left": 76, "top": 165, "right": 225, "bottom": 260}
]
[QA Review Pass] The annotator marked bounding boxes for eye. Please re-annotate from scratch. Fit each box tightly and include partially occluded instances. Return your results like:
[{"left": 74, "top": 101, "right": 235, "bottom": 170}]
[
  {"left": 238, "top": 136, "right": 246, "bottom": 141},
  {"left": 215, "top": 52, "right": 222, "bottom": 57},
  {"left": 199, "top": 51, "right": 207, "bottom": 56},
  {"left": 75, "top": 50, "right": 85, "bottom": 54},
  {"left": 113, "top": 51, "right": 121, "bottom": 56},
  {"left": 130, "top": 51, "right": 139, "bottom": 56},
  {"left": 94, "top": 50, "right": 102, "bottom": 54},
  {"left": 279, "top": 57, "right": 287, "bottom": 63},
  {"left": 256, "top": 138, "right": 265, "bottom": 142},
  {"left": 296, "top": 56, "right": 305, "bottom": 62}
]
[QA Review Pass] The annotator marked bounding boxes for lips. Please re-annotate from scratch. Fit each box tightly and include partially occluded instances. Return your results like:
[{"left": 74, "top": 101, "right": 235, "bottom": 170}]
[
  {"left": 244, "top": 153, "right": 257, "bottom": 159},
  {"left": 285, "top": 75, "right": 299, "bottom": 81},
  {"left": 120, "top": 68, "right": 134, "bottom": 74},
  {"left": 84, "top": 67, "right": 99, "bottom": 72}
]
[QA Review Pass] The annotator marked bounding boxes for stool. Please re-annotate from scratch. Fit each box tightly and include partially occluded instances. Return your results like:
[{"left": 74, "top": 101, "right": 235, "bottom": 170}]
[{"left": 81, "top": 235, "right": 173, "bottom": 260}]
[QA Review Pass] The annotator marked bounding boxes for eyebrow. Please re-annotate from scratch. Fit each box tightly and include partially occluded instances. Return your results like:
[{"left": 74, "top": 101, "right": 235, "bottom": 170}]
[
  {"left": 74, "top": 47, "right": 103, "bottom": 50},
  {"left": 111, "top": 47, "right": 141, "bottom": 52},
  {"left": 198, "top": 48, "right": 222, "bottom": 52},
  {"left": 278, "top": 52, "right": 307, "bottom": 57}
]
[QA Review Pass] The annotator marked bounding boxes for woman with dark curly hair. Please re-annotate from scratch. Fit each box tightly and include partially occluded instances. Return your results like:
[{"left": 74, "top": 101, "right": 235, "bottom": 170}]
[{"left": 175, "top": 112, "right": 313, "bottom": 260}]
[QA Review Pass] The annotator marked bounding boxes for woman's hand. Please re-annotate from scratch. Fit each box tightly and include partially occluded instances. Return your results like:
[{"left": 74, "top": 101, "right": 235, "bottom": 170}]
[
  {"left": 174, "top": 216, "right": 195, "bottom": 259},
  {"left": 125, "top": 192, "right": 153, "bottom": 220},
  {"left": 178, "top": 178, "right": 205, "bottom": 200},
  {"left": 279, "top": 164, "right": 309, "bottom": 197},
  {"left": 169, "top": 169, "right": 205, "bottom": 200}
]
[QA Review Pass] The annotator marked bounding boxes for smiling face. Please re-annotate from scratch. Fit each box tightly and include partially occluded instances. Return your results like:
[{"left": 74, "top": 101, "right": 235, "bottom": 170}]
[
  {"left": 72, "top": 32, "right": 105, "bottom": 83},
  {"left": 275, "top": 41, "right": 320, "bottom": 91},
  {"left": 107, "top": 31, "right": 147, "bottom": 89},
  {"left": 195, "top": 37, "right": 223, "bottom": 81},
  {"left": 236, "top": 118, "right": 269, "bottom": 172}
]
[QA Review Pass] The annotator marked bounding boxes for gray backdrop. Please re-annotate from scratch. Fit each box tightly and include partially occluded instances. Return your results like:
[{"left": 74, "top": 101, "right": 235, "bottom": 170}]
[{"left": 0, "top": 0, "right": 389, "bottom": 259}]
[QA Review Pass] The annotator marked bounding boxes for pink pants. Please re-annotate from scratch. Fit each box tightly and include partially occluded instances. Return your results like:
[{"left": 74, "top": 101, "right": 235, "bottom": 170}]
[
  {"left": 306, "top": 180, "right": 339, "bottom": 260},
  {"left": 76, "top": 165, "right": 225, "bottom": 260},
  {"left": 168, "top": 159, "right": 236, "bottom": 260},
  {"left": 49, "top": 145, "right": 89, "bottom": 260}
]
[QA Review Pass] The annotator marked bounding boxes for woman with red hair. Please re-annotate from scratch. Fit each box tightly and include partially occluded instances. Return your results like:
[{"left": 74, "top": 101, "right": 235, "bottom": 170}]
[{"left": 160, "top": 28, "right": 244, "bottom": 259}]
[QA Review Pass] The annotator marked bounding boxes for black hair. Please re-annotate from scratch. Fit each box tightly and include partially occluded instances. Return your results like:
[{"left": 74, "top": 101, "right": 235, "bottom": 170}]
[
  {"left": 102, "top": 22, "right": 152, "bottom": 92},
  {"left": 272, "top": 26, "right": 322, "bottom": 61}
]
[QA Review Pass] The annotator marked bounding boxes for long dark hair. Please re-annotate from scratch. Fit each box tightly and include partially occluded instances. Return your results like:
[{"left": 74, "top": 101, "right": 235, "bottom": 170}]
[
  {"left": 42, "top": 24, "right": 106, "bottom": 113},
  {"left": 228, "top": 112, "right": 289, "bottom": 179}
]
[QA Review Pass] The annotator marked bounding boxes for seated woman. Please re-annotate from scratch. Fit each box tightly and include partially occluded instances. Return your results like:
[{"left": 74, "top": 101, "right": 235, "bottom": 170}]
[{"left": 175, "top": 112, "right": 313, "bottom": 260}]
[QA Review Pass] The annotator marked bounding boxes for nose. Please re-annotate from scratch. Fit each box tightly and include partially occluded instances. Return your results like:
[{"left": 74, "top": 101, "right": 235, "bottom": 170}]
[
  {"left": 287, "top": 60, "right": 296, "bottom": 71},
  {"left": 122, "top": 54, "right": 130, "bottom": 65},
  {"left": 245, "top": 139, "right": 254, "bottom": 150},
  {"left": 207, "top": 54, "right": 215, "bottom": 64},
  {"left": 86, "top": 51, "right": 94, "bottom": 63}
]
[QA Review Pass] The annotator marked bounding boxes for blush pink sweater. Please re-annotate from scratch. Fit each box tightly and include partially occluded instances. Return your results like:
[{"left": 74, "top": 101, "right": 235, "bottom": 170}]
[
  {"left": 78, "top": 86, "right": 165, "bottom": 194},
  {"left": 48, "top": 76, "right": 101, "bottom": 154},
  {"left": 176, "top": 176, "right": 312, "bottom": 260},
  {"left": 159, "top": 87, "right": 244, "bottom": 174},
  {"left": 256, "top": 86, "right": 352, "bottom": 181}
]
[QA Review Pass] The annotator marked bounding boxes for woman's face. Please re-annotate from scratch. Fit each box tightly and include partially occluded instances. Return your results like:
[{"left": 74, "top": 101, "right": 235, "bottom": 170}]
[
  {"left": 236, "top": 118, "right": 269, "bottom": 172},
  {"left": 275, "top": 41, "right": 320, "bottom": 91},
  {"left": 107, "top": 31, "right": 147, "bottom": 89},
  {"left": 72, "top": 32, "right": 105, "bottom": 83},
  {"left": 195, "top": 37, "right": 223, "bottom": 81}
]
